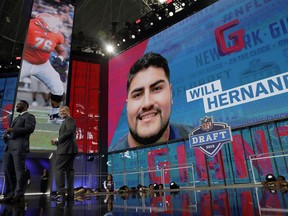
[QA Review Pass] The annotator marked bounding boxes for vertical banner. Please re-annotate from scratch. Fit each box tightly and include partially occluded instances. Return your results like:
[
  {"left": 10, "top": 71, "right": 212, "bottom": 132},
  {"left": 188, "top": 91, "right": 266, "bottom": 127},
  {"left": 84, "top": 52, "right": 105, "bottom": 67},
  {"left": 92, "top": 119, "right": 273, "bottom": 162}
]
[
  {"left": 16, "top": 0, "right": 75, "bottom": 151},
  {"left": 0, "top": 74, "right": 19, "bottom": 160}
]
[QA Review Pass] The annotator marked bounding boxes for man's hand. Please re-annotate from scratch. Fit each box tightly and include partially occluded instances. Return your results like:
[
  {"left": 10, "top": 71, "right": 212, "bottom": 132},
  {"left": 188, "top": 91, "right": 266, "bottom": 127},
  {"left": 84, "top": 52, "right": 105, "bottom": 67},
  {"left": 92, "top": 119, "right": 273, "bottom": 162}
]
[
  {"left": 2, "top": 134, "right": 9, "bottom": 144},
  {"left": 6, "top": 128, "right": 13, "bottom": 134},
  {"left": 51, "top": 56, "right": 68, "bottom": 82}
]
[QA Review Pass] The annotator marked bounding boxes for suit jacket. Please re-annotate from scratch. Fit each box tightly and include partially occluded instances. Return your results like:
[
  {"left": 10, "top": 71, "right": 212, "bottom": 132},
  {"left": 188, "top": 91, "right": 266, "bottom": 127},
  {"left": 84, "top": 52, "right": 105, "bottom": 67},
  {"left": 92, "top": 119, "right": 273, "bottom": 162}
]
[
  {"left": 5, "top": 112, "right": 36, "bottom": 152},
  {"left": 56, "top": 116, "right": 78, "bottom": 155}
]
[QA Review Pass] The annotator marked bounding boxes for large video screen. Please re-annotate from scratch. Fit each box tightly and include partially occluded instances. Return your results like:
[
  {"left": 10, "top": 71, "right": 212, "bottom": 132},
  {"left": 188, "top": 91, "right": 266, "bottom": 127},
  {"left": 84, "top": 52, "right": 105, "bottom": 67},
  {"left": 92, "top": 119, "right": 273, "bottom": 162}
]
[
  {"left": 108, "top": 0, "right": 288, "bottom": 152},
  {"left": 15, "top": 0, "right": 74, "bottom": 151}
]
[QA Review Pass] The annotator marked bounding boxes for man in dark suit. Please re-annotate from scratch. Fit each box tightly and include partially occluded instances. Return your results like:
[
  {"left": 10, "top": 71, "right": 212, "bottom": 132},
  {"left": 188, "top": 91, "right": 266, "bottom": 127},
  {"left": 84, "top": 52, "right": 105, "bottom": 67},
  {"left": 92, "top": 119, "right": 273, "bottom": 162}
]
[
  {"left": 1, "top": 100, "right": 36, "bottom": 203},
  {"left": 51, "top": 106, "right": 78, "bottom": 200}
]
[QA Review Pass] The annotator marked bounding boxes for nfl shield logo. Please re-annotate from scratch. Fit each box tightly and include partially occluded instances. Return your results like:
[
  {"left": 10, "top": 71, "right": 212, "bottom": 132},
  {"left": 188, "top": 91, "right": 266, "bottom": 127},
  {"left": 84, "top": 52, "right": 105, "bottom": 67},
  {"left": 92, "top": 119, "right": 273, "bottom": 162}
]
[
  {"left": 201, "top": 116, "right": 213, "bottom": 131},
  {"left": 189, "top": 116, "right": 232, "bottom": 157}
]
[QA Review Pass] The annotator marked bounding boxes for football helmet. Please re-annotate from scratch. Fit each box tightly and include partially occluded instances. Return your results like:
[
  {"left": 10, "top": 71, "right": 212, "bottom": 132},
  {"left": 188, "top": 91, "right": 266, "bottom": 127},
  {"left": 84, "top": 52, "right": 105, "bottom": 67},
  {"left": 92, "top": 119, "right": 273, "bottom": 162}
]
[{"left": 35, "top": 13, "right": 60, "bottom": 32}]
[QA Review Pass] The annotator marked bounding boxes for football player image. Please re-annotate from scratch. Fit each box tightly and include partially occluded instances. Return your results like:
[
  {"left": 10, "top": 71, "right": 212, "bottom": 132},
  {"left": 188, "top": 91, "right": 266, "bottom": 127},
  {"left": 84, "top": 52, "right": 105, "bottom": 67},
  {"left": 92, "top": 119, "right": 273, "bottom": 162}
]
[{"left": 20, "top": 13, "right": 68, "bottom": 124}]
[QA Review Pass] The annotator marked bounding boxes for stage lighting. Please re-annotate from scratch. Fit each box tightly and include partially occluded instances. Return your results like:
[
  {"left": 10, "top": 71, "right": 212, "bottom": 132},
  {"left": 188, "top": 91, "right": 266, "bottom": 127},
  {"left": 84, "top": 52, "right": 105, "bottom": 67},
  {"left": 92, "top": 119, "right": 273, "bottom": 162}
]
[
  {"left": 153, "top": 183, "right": 159, "bottom": 190},
  {"left": 105, "top": 44, "right": 114, "bottom": 53},
  {"left": 156, "top": 6, "right": 166, "bottom": 21},
  {"left": 166, "top": 3, "right": 175, "bottom": 17},
  {"left": 169, "top": 182, "right": 180, "bottom": 189},
  {"left": 265, "top": 174, "right": 276, "bottom": 182}
]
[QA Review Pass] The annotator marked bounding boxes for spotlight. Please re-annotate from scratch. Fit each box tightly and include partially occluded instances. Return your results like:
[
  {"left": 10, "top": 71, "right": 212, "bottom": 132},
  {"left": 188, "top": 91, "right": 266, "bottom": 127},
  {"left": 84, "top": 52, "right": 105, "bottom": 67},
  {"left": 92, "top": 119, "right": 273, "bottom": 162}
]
[
  {"left": 131, "top": 34, "right": 136, "bottom": 39},
  {"left": 137, "top": 184, "right": 145, "bottom": 191},
  {"left": 105, "top": 44, "right": 115, "bottom": 53},
  {"left": 265, "top": 174, "right": 276, "bottom": 182},
  {"left": 166, "top": 3, "right": 175, "bottom": 17},
  {"left": 169, "top": 182, "right": 180, "bottom": 189},
  {"left": 153, "top": 183, "right": 159, "bottom": 190}
]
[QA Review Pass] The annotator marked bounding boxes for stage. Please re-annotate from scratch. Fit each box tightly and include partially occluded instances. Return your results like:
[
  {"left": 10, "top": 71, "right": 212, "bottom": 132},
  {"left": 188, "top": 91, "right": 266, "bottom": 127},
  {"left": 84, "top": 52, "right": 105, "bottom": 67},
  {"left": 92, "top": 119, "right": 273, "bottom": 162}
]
[{"left": 0, "top": 185, "right": 287, "bottom": 216}]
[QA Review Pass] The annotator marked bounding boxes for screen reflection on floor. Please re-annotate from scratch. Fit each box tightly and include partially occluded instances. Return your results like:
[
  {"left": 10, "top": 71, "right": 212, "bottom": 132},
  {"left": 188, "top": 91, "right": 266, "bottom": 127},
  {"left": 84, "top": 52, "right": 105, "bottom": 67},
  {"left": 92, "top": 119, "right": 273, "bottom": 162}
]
[{"left": 0, "top": 186, "right": 287, "bottom": 215}]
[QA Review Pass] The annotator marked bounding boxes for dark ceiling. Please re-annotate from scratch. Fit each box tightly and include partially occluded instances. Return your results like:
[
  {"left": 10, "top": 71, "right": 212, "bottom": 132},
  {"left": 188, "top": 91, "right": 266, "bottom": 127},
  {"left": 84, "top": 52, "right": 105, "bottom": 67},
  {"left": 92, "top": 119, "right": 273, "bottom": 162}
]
[
  {"left": 73, "top": 0, "right": 151, "bottom": 38},
  {"left": 0, "top": 0, "right": 157, "bottom": 62},
  {"left": 0, "top": 0, "right": 216, "bottom": 62}
]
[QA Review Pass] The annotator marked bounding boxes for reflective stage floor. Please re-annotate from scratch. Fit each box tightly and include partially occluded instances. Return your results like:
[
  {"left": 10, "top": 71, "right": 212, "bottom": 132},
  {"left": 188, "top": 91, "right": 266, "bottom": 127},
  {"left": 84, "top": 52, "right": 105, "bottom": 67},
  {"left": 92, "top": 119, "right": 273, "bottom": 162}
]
[{"left": 0, "top": 185, "right": 287, "bottom": 216}]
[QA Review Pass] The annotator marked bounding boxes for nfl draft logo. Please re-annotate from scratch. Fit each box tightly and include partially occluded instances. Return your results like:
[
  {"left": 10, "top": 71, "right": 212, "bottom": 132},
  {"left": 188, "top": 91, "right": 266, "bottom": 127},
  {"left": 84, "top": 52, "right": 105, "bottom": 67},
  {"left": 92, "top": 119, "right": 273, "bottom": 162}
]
[{"left": 189, "top": 116, "right": 232, "bottom": 157}]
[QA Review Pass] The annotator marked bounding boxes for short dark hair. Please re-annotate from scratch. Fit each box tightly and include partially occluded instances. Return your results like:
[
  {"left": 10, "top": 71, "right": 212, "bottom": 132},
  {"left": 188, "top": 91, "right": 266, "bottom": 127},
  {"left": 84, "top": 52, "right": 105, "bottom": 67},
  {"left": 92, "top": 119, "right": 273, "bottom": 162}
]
[
  {"left": 107, "top": 174, "right": 113, "bottom": 180},
  {"left": 127, "top": 52, "right": 170, "bottom": 92},
  {"left": 20, "top": 100, "right": 29, "bottom": 109}
]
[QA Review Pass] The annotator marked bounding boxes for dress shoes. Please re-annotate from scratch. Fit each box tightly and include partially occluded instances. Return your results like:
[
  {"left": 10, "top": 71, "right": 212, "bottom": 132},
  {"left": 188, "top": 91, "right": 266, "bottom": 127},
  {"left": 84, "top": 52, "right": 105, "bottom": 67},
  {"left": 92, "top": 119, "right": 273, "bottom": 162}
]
[{"left": 0, "top": 195, "right": 13, "bottom": 203}]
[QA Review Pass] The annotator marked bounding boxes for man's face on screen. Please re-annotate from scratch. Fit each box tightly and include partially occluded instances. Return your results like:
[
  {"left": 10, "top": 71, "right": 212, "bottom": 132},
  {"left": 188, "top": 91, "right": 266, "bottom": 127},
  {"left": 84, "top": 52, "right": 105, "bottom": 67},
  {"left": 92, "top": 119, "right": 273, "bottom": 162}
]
[{"left": 126, "top": 66, "right": 172, "bottom": 145}]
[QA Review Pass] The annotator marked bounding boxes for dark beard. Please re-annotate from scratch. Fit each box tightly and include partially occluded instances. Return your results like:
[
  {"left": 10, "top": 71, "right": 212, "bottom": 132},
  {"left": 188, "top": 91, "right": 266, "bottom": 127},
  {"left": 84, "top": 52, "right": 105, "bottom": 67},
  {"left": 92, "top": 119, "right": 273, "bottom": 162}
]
[
  {"left": 129, "top": 120, "right": 170, "bottom": 145},
  {"left": 16, "top": 107, "right": 23, "bottom": 113}
]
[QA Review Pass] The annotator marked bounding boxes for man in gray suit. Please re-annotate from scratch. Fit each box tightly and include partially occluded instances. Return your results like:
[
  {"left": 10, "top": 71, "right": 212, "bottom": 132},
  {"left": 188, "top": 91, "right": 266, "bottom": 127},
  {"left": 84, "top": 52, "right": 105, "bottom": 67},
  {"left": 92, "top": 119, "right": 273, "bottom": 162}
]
[
  {"left": 51, "top": 106, "right": 78, "bottom": 200},
  {"left": 1, "top": 100, "right": 36, "bottom": 203}
]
